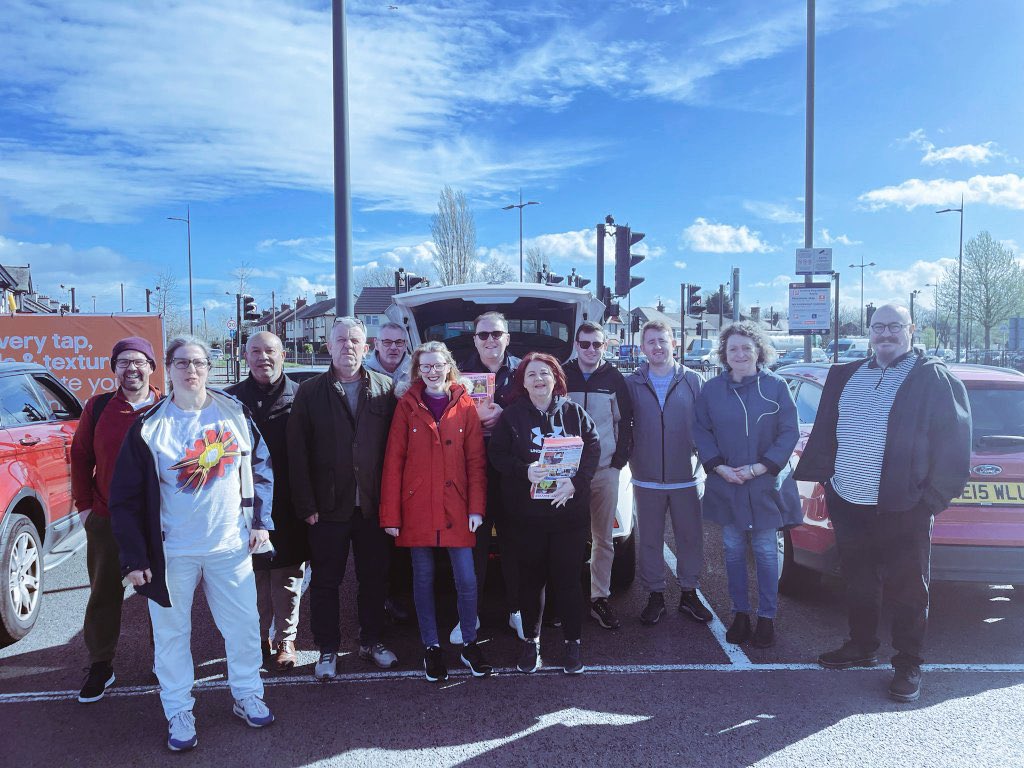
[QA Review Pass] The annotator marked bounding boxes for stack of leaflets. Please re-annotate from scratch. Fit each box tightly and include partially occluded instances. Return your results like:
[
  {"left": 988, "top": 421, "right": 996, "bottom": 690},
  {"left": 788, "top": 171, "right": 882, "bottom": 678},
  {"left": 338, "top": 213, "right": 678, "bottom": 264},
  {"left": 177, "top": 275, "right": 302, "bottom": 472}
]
[
  {"left": 463, "top": 372, "right": 495, "bottom": 406},
  {"left": 531, "top": 435, "right": 584, "bottom": 499}
]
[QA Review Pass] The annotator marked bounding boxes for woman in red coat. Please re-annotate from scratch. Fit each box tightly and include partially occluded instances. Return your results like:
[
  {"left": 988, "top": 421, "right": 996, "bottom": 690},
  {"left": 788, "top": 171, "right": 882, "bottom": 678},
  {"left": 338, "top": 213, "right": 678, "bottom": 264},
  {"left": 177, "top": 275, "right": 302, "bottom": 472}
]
[{"left": 380, "top": 341, "right": 491, "bottom": 682}]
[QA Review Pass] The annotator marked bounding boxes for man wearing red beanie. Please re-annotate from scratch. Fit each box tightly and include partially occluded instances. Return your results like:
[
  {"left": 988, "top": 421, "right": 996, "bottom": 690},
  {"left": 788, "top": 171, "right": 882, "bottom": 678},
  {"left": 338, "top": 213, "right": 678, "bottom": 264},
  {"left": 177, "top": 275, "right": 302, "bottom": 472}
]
[{"left": 72, "top": 336, "right": 161, "bottom": 703}]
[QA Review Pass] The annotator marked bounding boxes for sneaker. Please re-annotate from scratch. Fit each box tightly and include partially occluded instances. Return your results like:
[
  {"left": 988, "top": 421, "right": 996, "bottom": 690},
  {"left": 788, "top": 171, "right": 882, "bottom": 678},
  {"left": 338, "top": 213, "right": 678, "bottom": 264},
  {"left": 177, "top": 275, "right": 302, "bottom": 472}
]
[
  {"left": 751, "top": 617, "right": 775, "bottom": 648},
  {"left": 274, "top": 640, "right": 297, "bottom": 672},
  {"left": 78, "top": 662, "right": 115, "bottom": 703},
  {"left": 314, "top": 651, "right": 338, "bottom": 681},
  {"left": 889, "top": 666, "right": 922, "bottom": 702},
  {"left": 562, "top": 640, "right": 584, "bottom": 675},
  {"left": 640, "top": 592, "right": 666, "bottom": 625},
  {"left": 424, "top": 645, "right": 448, "bottom": 682},
  {"left": 725, "top": 613, "right": 752, "bottom": 645},
  {"left": 167, "top": 710, "right": 197, "bottom": 752},
  {"left": 508, "top": 611, "right": 527, "bottom": 641},
  {"left": 818, "top": 641, "right": 879, "bottom": 670},
  {"left": 460, "top": 642, "right": 494, "bottom": 677},
  {"left": 359, "top": 642, "right": 398, "bottom": 669},
  {"left": 590, "top": 598, "right": 621, "bottom": 630},
  {"left": 678, "top": 590, "right": 712, "bottom": 622},
  {"left": 449, "top": 617, "right": 481, "bottom": 645},
  {"left": 516, "top": 639, "right": 541, "bottom": 674},
  {"left": 233, "top": 695, "right": 275, "bottom": 728}
]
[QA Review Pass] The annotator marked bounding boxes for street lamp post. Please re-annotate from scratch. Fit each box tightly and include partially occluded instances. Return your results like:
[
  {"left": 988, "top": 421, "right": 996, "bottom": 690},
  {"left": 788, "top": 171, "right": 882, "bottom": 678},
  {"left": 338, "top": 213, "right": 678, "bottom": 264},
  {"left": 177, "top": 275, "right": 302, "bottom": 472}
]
[
  {"left": 937, "top": 196, "right": 964, "bottom": 362},
  {"left": 167, "top": 206, "right": 195, "bottom": 334},
  {"left": 925, "top": 281, "right": 941, "bottom": 353},
  {"left": 848, "top": 257, "right": 876, "bottom": 335},
  {"left": 909, "top": 289, "right": 921, "bottom": 344},
  {"left": 502, "top": 189, "right": 539, "bottom": 282},
  {"left": 145, "top": 286, "right": 160, "bottom": 313}
]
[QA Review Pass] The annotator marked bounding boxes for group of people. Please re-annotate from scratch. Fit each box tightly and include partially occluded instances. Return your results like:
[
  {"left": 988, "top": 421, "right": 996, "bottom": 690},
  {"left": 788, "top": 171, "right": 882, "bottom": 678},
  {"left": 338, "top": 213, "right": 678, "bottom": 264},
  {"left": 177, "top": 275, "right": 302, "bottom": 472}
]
[{"left": 69, "top": 301, "right": 970, "bottom": 752}]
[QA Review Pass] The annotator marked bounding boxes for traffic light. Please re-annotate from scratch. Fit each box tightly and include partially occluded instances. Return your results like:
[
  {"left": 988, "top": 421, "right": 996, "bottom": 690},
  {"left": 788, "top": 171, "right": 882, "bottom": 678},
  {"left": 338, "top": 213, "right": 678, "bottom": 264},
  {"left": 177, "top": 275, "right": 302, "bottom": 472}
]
[
  {"left": 242, "top": 295, "right": 259, "bottom": 321},
  {"left": 544, "top": 271, "right": 564, "bottom": 285},
  {"left": 614, "top": 226, "right": 645, "bottom": 296},
  {"left": 631, "top": 315, "right": 641, "bottom": 334},
  {"left": 696, "top": 321, "right": 704, "bottom": 337},
  {"left": 407, "top": 274, "right": 427, "bottom": 290},
  {"left": 687, "top": 284, "right": 704, "bottom": 316}
]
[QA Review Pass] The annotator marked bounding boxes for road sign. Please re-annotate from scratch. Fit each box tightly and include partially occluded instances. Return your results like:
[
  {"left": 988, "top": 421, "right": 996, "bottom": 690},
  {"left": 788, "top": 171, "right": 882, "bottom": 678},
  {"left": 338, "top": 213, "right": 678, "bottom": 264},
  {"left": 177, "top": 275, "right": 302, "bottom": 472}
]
[
  {"left": 795, "top": 248, "right": 833, "bottom": 275},
  {"left": 227, "top": 319, "right": 237, "bottom": 330},
  {"left": 229, "top": 328, "right": 237, "bottom": 338},
  {"left": 788, "top": 282, "right": 831, "bottom": 334}
]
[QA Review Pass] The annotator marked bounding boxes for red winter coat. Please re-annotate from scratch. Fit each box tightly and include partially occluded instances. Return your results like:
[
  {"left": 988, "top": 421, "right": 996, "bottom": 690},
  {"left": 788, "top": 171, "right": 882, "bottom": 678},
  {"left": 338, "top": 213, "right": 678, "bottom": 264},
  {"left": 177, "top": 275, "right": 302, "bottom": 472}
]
[{"left": 380, "top": 380, "right": 487, "bottom": 548}]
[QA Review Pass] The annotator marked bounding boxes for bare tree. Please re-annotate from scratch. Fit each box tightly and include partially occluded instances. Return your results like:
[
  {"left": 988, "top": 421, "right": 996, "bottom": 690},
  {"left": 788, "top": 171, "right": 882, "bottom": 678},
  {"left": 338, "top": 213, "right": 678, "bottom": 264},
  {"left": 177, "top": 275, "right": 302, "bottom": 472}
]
[
  {"left": 153, "top": 269, "right": 190, "bottom": 337},
  {"left": 476, "top": 255, "right": 517, "bottom": 283},
  {"left": 941, "top": 231, "right": 1023, "bottom": 349},
  {"left": 356, "top": 265, "right": 397, "bottom": 291},
  {"left": 524, "top": 245, "right": 545, "bottom": 283},
  {"left": 430, "top": 186, "right": 478, "bottom": 285}
]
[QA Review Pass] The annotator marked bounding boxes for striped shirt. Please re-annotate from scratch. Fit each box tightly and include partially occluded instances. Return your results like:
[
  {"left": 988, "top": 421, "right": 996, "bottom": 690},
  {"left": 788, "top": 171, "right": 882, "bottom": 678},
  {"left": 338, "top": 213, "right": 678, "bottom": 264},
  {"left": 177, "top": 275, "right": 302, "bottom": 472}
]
[
  {"left": 832, "top": 352, "right": 917, "bottom": 505},
  {"left": 648, "top": 371, "right": 674, "bottom": 410}
]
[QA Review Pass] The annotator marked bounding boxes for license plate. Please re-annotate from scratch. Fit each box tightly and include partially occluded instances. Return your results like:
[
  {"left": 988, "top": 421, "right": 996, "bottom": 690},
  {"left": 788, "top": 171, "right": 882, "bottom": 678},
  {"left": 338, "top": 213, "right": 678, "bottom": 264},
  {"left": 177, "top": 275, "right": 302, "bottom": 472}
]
[{"left": 952, "top": 481, "right": 1024, "bottom": 506}]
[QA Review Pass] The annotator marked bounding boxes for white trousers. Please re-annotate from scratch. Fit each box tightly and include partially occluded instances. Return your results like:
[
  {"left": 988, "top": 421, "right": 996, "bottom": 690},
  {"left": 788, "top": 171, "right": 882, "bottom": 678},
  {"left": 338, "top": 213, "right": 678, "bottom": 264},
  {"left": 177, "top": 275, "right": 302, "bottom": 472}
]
[{"left": 149, "top": 545, "right": 264, "bottom": 720}]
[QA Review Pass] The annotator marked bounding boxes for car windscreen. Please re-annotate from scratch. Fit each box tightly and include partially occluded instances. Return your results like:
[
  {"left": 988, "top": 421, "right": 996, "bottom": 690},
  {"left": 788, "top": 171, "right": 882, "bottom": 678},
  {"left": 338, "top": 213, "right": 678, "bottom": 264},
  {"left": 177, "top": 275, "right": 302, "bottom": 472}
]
[
  {"left": 410, "top": 297, "right": 575, "bottom": 362},
  {"left": 966, "top": 385, "right": 1024, "bottom": 451}
]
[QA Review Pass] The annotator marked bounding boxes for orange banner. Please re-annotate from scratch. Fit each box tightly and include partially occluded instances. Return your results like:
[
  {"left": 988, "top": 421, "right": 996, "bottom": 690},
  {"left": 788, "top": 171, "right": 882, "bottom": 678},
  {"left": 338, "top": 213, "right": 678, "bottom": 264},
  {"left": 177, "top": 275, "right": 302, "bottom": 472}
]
[{"left": 0, "top": 314, "right": 165, "bottom": 401}]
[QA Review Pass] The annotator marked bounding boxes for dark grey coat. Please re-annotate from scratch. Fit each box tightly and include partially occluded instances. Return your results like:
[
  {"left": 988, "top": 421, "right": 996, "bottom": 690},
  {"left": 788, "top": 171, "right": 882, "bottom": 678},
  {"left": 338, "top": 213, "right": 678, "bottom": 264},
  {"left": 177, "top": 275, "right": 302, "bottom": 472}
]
[{"left": 693, "top": 368, "right": 802, "bottom": 531}]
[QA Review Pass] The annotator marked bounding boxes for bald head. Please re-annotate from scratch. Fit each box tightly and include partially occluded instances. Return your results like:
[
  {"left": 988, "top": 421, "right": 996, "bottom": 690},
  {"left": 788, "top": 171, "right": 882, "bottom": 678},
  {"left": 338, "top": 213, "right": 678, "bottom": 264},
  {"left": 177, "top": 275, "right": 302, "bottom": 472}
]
[
  {"left": 869, "top": 304, "right": 915, "bottom": 366},
  {"left": 245, "top": 331, "right": 285, "bottom": 385},
  {"left": 872, "top": 304, "right": 912, "bottom": 325}
]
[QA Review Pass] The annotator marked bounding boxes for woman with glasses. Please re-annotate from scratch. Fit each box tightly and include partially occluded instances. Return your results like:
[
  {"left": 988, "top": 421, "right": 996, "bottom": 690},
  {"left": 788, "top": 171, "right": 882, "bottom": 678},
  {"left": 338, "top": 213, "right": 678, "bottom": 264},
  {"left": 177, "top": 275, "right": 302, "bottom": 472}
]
[
  {"left": 109, "top": 335, "right": 275, "bottom": 752},
  {"left": 488, "top": 352, "right": 600, "bottom": 674},
  {"left": 379, "top": 341, "right": 492, "bottom": 682},
  {"left": 692, "top": 322, "right": 801, "bottom": 649}
]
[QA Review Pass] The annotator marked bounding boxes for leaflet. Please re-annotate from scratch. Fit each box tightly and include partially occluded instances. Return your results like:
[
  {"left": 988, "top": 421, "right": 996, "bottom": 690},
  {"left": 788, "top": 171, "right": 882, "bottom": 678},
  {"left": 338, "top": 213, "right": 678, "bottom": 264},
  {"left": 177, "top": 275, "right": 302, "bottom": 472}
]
[
  {"left": 530, "top": 435, "right": 584, "bottom": 499},
  {"left": 462, "top": 372, "right": 495, "bottom": 406}
]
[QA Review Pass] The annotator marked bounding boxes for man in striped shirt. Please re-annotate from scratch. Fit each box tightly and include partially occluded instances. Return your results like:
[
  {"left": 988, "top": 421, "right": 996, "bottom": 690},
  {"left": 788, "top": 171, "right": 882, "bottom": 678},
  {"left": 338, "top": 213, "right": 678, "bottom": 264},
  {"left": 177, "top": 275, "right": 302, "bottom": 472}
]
[{"left": 795, "top": 304, "right": 971, "bottom": 703}]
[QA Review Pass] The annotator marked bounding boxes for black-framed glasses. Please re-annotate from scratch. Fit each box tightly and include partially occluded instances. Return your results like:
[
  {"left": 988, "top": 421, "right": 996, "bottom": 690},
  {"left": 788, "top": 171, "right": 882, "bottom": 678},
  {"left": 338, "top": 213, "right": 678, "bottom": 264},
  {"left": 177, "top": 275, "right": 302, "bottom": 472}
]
[
  {"left": 474, "top": 330, "right": 506, "bottom": 341},
  {"left": 171, "top": 358, "right": 211, "bottom": 370},
  {"left": 577, "top": 340, "right": 605, "bottom": 350},
  {"left": 870, "top": 322, "right": 908, "bottom": 334},
  {"left": 419, "top": 363, "right": 449, "bottom": 373},
  {"left": 114, "top": 359, "right": 151, "bottom": 370},
  {"left": 379, "top": 339, "right": 406, "bottom": 348}
]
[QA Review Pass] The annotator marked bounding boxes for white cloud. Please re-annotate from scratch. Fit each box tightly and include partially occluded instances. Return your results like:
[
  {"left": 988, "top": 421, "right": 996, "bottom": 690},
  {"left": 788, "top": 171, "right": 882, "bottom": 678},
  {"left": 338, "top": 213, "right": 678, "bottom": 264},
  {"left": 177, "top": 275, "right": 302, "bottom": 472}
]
[
  {"left": 868, "top": 258, "right": 954, "bottom": 309},
  {"left": 820, "top": 228, "right": 862, "bottom": 246},
  {"left": 682, "top": 218, "right": 775, "bottom": 253},
  {"left": 751, "top": 274, "right": 792, "bottom": 289},
  {"left": 899, "top": 129, "right": 1006, "bottom": 166},
  {"left": 1000, "top": 239, "right": 1020, "bottom": 255},
  {"left": 858, "top": 174, "right": 1024, "bottom": 211},
  {"left": 743, "top": 200, "right": 804, "bottom": 224},
  {"left": 673, "top": 260, "right": 688, "bottom": 270}
]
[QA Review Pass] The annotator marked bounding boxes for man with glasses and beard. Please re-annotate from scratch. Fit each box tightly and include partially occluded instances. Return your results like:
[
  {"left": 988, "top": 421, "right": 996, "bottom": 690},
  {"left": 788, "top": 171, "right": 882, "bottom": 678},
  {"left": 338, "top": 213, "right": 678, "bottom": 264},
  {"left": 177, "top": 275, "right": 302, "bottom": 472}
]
[
  {"left": 796, "top": 304, "right": 971, "bottom": 703},
  {"left": 73, "top": 336, "right": 161, "bottom": 704}
]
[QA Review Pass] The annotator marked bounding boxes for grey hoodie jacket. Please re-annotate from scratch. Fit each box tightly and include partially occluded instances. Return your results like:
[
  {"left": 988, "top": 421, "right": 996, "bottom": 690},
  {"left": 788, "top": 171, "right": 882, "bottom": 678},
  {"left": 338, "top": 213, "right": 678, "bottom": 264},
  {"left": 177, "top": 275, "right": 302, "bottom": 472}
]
[{"left": 625, "top": 362, "right": 702, "bottom": 485}]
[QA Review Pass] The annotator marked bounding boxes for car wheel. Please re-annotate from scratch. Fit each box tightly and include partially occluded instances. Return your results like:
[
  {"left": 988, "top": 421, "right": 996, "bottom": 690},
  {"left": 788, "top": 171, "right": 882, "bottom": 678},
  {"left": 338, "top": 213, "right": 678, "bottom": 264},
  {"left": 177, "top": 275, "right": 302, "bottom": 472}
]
[
  {"left": 610, "top": 529, "right": 636, "bottom": 591},
  {"left": 0, "top": 513, "right": 44, "bottom": 644},
  {"left": 777, "top": 529, "right": 819, "bottom": 596}
]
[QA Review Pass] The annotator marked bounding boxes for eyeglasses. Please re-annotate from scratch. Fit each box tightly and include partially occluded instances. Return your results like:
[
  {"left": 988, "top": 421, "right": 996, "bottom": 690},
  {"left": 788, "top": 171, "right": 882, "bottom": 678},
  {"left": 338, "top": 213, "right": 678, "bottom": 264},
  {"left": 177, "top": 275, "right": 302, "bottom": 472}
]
[
  {"left": 475, "top": 331, "right": 506, "bottom": 341},
  {"left": 870, "top": 322, "right": 908, "bottom": 334},
  {"left": 114, "top": 359, "right": 150, "bottom": 370},
  {"left": 379, "top": 339, "right": 406, "bottom": 348},
  {"left": 419, "top": 363, "right": 449, "bottom": 373},
  {"left": 171, "top": 358, "right": 211, "bottom": 370},
  {"left": 577, "top": 340, "right": 605, "bottom": 350}
]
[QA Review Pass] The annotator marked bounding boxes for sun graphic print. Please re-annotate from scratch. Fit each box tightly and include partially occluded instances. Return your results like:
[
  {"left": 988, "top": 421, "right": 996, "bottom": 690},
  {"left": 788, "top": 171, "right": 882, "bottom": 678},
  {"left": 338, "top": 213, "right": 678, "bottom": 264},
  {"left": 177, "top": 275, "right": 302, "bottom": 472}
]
[{"left": 168, "top": 424, "right": 241, "bottom": 493}]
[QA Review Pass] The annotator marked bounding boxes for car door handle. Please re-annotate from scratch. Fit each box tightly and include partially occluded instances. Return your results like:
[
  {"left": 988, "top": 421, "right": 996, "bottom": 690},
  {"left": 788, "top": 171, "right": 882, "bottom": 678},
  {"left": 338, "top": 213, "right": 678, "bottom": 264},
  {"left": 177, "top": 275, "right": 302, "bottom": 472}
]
[{"left": 19, "top": 436, "right": 41, "bottom": 446}]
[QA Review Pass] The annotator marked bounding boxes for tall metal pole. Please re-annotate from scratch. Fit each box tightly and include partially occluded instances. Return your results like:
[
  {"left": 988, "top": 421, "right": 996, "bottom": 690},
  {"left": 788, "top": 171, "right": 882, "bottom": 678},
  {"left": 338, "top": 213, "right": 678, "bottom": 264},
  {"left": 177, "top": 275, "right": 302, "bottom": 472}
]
[
  {"left": 803, "top": 0, "right": 815, "bottom": 361},
  {"left": 120, "top": 283, "right": 124, "bottom": 312},
  {"left": 167, "top": 207, "right": 194, "bottom": 333},
  {"left": 518, "top": 189, "right": 524, "bottom": 281},
  {"left": 332, "top": 0, "right": 354, "bottom": 317},
  {"left": 595, "top": 224, "right": 606, "bottom": 307},
  {"left": 832, "top": 272, "right": 840, "bottom": 363},
  {"left": 937, "top": 197, "right": 964, "bottom": 360}
]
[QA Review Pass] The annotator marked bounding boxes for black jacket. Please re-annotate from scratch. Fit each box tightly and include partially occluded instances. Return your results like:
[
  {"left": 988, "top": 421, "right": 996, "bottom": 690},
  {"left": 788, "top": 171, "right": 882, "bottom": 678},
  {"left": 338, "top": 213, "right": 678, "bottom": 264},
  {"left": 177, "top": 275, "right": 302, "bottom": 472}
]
[
  {"left": 793, "top": 353, "right": 972, "bottom": 515},
  {"left": 563, "top": 359, "right": 633, "bottom": 470},
  {"left": 460, "top": 351, "right": 522, "bottom": 409},
  {"left": 287, "top": 366, "right": 396, "bottom": 522},
  {"left": 228, "top": 373, "right": 309, "bottom": 568},
  {"left": 488, "top": 395, "right": 600, "bottom": 530}
]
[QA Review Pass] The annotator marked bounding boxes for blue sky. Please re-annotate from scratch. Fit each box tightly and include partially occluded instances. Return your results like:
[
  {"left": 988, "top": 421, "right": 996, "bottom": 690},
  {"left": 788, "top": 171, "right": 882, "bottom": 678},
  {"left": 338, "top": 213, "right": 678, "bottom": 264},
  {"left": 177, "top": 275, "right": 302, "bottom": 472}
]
[{"left": 1, "top": 0, "right": 1022, "bottom": 329}]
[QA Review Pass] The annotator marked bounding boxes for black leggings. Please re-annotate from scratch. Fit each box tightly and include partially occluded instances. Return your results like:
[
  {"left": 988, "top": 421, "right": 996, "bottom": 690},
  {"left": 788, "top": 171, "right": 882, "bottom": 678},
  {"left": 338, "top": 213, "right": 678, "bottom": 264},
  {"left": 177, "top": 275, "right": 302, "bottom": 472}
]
[{"left": 516, "top": 523, "right": 588, "bottom": 642}]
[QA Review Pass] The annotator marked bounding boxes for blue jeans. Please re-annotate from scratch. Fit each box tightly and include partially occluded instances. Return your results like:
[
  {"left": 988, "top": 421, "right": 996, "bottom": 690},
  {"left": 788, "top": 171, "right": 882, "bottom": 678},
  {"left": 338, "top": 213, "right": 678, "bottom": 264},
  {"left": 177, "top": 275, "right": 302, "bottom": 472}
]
[
  {"left": 410, "top": 547, "right": 477, "bottom": 647},
  {"left": 721, "top": 525, "right": 779, "bottom": 618}
]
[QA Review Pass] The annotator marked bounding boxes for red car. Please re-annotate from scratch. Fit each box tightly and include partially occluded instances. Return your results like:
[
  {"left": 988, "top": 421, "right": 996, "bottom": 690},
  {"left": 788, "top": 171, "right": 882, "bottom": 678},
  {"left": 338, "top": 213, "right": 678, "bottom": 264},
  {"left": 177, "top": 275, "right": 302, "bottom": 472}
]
[
  {"left": 778, "top": 362, "right": 1024, "bottom": 590},
  {"left": 0, "top": 362, "right": 83, "bottom": 643}
]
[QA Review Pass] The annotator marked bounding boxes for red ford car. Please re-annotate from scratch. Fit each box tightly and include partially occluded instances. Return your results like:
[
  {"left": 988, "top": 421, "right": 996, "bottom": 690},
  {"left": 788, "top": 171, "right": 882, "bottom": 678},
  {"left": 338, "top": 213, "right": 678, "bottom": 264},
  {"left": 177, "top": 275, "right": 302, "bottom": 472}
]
[{"left": 778, "top": 362, "right": 1024, "bottom": 591}]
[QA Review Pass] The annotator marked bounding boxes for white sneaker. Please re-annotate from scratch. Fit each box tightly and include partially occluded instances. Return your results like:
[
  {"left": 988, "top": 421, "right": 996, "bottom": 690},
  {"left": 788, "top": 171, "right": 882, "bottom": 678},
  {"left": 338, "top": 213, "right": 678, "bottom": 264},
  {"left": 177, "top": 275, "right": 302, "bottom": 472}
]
[
  {"left": 314, "top": 651, "right": 337, "bottom": 681},
  {"left": 448, "top": 617, "right": 481, "bottom": 645},
  {"left": 167, "top": 710, "right": 197, "bottom": 752},
  {"left": 509, "top": 611, "right": 527, "bottom": 641},
  {"left": 232, "top": 695, "right": 275, "bottom": 728},
  {"left": 359, "top": 643, "right": 398, "bottom": 670}
]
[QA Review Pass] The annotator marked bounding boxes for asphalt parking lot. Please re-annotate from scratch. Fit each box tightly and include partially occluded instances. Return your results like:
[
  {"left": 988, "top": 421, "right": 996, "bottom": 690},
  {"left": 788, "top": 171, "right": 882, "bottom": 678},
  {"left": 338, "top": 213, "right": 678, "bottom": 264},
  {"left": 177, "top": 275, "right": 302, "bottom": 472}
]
[{"left": 1, "top": 525, "right": 1022, "bottom": 767}]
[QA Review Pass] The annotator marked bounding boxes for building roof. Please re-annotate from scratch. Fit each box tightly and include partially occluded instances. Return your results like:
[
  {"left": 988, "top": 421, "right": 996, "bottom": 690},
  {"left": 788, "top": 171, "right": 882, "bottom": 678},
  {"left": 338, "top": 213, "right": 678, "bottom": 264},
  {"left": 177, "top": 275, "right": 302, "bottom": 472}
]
[
  {"left": 2, "top": 265, "right": 34, "bottom": 294},
  {"left": 354, "top": 286, "right": 397, "bottom": 315},
  {"left": 296, "top": 297, "right": 336, "bottom": 320}
]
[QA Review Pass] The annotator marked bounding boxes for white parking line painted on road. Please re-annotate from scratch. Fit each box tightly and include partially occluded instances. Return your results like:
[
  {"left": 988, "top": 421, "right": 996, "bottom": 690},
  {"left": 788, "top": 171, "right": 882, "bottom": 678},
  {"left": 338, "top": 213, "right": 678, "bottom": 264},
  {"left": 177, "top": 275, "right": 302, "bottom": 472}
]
[
  {"left": 663, "top": 543, "right": 752, "bottom": 667},
  {"left": 3, "top": 663, "right": 1024, "bottom": 705}
]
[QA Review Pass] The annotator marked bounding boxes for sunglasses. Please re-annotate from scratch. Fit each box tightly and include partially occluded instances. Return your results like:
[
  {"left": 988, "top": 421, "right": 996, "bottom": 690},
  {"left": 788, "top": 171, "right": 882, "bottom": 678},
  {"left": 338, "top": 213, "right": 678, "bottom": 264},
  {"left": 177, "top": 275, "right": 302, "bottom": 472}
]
[
  {"left": 577, "top": 340, "right": 605, "bottom": 350},
  {"left": 474, "top": 331, "right": 506, "bottom": 341}
]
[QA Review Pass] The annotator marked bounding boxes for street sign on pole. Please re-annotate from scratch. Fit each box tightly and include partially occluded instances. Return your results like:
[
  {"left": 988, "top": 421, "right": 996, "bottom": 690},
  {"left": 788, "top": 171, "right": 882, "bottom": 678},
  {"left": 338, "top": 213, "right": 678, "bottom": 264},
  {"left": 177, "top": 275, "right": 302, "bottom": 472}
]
[
  {"left": 227, "top": 319, "right": 237, "bottom": 330},
  {"left": 795, "top": 248, "right": 833, "bottom": 275},
  {"left": 229, "top": 328, "right": 237, "bottom": 338},
  {"left": 788, "top": 282, "right": 831, "bottom": 334}
]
